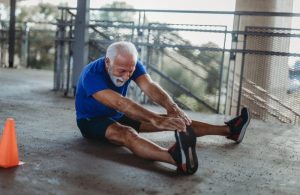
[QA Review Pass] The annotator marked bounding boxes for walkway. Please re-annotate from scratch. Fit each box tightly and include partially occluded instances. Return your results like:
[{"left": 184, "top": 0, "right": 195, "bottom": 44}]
[{"left": 0, "top": 68, "right": 299, "bottom": 195}]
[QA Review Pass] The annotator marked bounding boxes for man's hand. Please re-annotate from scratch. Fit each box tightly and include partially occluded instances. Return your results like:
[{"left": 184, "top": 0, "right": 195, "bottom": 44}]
[
  {"left": 151, "top": 115, "right": 187, "bottom": 132},
  {"left": 134, "top": 75, "right": 192, "bottom": 126},
  {"left": 167, "top": 104, "right": 192, "bottom": 126}
]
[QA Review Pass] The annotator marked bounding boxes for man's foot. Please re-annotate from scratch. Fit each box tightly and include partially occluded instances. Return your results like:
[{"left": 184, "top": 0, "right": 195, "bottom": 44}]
[
  {"left": 168, "top": 126, "right": 198, "bottom": 175},
  {"left": 225, "top": 107, "right": 251, "bottom": 144}
]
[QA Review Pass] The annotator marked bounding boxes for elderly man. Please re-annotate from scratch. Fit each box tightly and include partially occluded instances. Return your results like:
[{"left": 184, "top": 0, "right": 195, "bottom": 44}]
[{"left": 75, "top": 41, "right": 250, "bottom": 175}]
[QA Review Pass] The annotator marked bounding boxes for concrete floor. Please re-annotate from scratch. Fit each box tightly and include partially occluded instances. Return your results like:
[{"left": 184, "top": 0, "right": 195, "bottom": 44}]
[{"left": 0, "top": 68, "right": 299, "bottom": 195}]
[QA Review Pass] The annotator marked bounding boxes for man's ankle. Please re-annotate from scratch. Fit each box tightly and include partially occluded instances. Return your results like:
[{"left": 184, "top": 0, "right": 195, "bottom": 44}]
[
  {"left": 225, "top": 125, "right": 231, "bottom": 135},
  {"left": 168, "top": 153, "right": 177, "bottom": 165}
]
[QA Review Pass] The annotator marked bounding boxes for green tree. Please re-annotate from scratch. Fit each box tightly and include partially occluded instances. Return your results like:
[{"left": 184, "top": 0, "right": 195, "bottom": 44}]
[
  {"left": 89, "top": 1, "right": 136, "bottom": 60},
  {"left": 197, "top": 42, "right": 222, "bottom": 94},
  {"left": 27, "top": 30, "right": 55, "bottom": 69},
  {"left": 149, "top": 38, "right": 222, "bottom": 111},
  {"left": 197, "top": 42, "right": 221, "bottom": 64},
  {"left": 94, "top": 1, "right": 135, "bottom": 21},
  {"left": 16, "top": 3, "right": 58, "bottom": 69},
  {"left": 205, "top": 66, "right": 219, "bottom": 94},
  {"left": 160, "top": 64, "right": 195, "bottom": 97},
  {"left": 158, "top": 60, "right": 207, "bottom": 108},
  {"left": 17, "top": 3, "right": 59, "bottom": 25}
]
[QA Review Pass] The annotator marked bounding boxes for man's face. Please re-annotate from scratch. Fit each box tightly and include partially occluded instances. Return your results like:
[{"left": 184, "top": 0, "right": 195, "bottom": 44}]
[{"left": 105, "top": 54, "right": 136, "bottom": 87}]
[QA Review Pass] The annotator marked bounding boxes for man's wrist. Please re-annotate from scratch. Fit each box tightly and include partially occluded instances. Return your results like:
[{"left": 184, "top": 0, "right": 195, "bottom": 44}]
[
  {"left": 149, "top": 114, "right": 161, "bottom": 124},
  {"left": 166, "top": 102, "right": 178, "bottom": 113}
]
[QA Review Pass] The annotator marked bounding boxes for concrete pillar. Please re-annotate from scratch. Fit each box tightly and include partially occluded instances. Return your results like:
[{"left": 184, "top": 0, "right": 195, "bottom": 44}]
[
  {"left": 72, "top": 0, "right": 90, "bottom": 94},
  {"left": 229, "top": 0, "right": 293, "bottom": 116}
]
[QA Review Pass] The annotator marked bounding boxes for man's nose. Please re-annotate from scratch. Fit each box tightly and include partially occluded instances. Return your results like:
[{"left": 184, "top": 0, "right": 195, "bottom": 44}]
[{"left": 123, "top": 72, "right": 130, "bottom": 80}]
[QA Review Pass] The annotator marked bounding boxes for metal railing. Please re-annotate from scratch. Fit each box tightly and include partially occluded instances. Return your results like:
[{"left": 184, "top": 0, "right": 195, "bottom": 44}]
[{"left": 49, "top": 7, "right": 300, "bottom": 124}]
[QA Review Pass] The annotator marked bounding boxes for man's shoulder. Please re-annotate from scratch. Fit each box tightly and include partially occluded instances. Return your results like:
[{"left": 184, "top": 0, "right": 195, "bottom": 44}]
[{"left": 85, "top": 57, "right": 105, "bottom": 73}]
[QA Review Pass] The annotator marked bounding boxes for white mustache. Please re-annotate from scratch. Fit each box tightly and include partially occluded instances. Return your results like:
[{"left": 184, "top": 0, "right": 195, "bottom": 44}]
[{"left": 116, "top": 78, "right": 125, "bottom": 83}]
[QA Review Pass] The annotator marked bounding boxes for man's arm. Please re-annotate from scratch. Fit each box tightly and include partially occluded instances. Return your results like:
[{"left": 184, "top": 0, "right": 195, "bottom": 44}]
[
  {"left": 135, "top": 74, "right": 192, "bottom": 125},
  {"left": 92, "top": 89, "right": 186, "bottom": 131}
]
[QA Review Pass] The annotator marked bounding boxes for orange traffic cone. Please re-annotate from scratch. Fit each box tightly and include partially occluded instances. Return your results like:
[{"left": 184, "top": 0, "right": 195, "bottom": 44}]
[{"left": 0, "top": 118, "right": 22, "bottom": 168}]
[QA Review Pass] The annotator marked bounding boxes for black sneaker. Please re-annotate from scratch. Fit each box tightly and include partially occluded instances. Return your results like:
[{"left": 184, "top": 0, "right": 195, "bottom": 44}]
[
  {"left": 168, "top": 126, "right": 198, "bottom": 175},
  {"left": 225, "top": 107, "right": 251, "bottom": 144}
]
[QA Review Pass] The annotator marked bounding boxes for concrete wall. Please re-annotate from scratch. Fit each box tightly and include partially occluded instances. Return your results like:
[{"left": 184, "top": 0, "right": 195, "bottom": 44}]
[{"left": 228, "top": 0, "right": 293, "bottom": 116}]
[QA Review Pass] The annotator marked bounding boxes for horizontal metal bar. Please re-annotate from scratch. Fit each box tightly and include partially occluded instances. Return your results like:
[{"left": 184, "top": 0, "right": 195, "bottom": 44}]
[
  {"left": 57, "top": 7, "right": 300, "bottom": 17},
  {"left": 54, "top": 37, "right": 300, "bottom": 57},
  {"left": 3, "top": 21, "right": 300, "bottom": 38},
  {"left": 3, "top": 20, "right": 299, "bottom": 38},
  {"left": 90, "top": 20, "right": 135, "bottom": 24},
  {"left": 55, "top": 38, "right": 74, "bottom": 42},
  {"left": 234, "top": 31, "right": 300, "bottom": 37},
  {"left": 88, "top": 23, "right": 300, "bottom": 37},
  {"left": 246, "top": 26, "right": 300, "bottom": 31},
  {"left": 92, "top": 39, "right": 300, "bottom": 57},
  {"left": 148, "top": 22, "right": 227, "bottom": 28},
  {"left": 89, "top": 24, "right": 226, "bottom": 34}
]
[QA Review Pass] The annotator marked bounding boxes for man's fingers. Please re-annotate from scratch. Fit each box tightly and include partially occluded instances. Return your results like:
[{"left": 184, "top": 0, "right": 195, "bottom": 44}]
[
  {"left": 156, "top": 116, "right": 187, "bottom": 132},
  {"left": 185, "top": 116, "right": 192, "bottom": 125},
  {"left": 172, "top": 118, "right": 186, "bottom": 132},
  {"left": 183, "top": 116, "right": 190, "bottom": 125},
  {"left": 179, "top": 113, "right": 191, "bottom": 125},
  {"left": 163, "top": 118, "right": 185, "bottom": 131}
]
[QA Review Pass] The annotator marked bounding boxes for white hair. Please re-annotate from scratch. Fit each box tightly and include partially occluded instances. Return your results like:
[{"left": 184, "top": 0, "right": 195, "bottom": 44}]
[{"left": 106, "top": 41, "right": 138, "bottom": 64}]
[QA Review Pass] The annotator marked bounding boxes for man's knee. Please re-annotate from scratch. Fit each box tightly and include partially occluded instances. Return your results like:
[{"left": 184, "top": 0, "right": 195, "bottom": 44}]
[{"left": 105, "top": 124, "right": 138, "bottom": 145}]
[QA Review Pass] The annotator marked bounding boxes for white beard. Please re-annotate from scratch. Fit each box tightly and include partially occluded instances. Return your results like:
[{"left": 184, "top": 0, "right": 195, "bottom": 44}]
[{"left": 108, "top": 68, "right": 126, "bottom": 87}]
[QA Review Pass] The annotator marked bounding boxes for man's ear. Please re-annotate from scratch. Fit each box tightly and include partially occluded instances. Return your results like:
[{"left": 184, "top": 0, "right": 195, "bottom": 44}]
[{"left": 105, "top": 57, "right": 110, "bottom": 69}]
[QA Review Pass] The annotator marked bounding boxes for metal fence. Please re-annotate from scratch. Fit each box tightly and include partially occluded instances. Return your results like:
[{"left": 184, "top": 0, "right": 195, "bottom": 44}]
[
  {"left": 2, "top": 7, "right": 300, "bottom": 125},
  {"left": 52, "top": 7, "right": 300, "bottom": 125},
  {"left": 0, "top": 21, "right": 56, "bottom": 69},
  {"left": 239, "top": 27, "right": 300, "bottom": 124}
]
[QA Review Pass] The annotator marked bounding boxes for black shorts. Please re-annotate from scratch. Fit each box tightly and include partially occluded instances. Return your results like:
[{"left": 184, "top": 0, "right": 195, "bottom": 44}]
[{"left": 76, "top": 115, "right": 141, "bottom": 141}]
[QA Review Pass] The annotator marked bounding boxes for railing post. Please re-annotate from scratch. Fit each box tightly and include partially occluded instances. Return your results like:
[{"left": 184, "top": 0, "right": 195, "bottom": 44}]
[
  {"left": 237, "top": 30, "right": 247, "bottom": 115},
  {"left": 217, "top": 26, "right": 227, "bottom": 114},
  {"left": 21, "top": 22, "right": 28, "bottom": 68},
  {"left": 65, "top": 16, "right": 74, "bottom": 96},
  {"left": 8, "top": 0, "right": 16, "bottom": 68}
]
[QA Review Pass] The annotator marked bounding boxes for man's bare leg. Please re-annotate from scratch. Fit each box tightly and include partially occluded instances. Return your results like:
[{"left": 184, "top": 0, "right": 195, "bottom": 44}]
[
  {"left": 105, "top": 122, "right": 176, "bottom": 165},
  {"left": 139, "top": 120, "right": 230, "bottom": 137},
  {"left": 191, "top": 121, "right": 230, "bottom": 137}
]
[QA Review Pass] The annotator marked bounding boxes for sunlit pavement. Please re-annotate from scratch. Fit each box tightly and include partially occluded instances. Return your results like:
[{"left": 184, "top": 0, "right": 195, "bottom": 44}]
[{"left": 0, "top": 68, "right": 299, "bottom": 195}]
